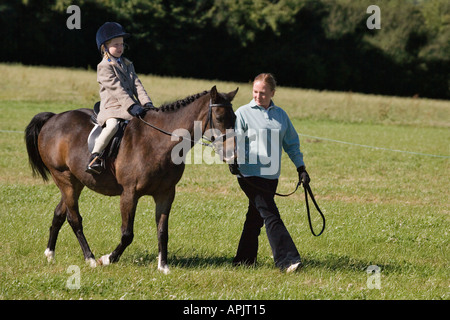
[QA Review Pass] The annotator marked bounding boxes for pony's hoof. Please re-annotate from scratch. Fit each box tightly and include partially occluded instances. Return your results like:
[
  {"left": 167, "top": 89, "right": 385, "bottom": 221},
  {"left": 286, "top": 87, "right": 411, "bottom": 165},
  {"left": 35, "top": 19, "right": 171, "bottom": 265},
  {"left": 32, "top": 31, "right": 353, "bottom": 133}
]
[
  {"left": 44, "top": 248, "right": 55, "bottom": 263},
  {"left": 158, "top": 265, "right": 170, "bottom": 275},
  {"left": 86, "top": 258, "right": 97, "bottom": 268},
  {"left": 157, "top": 253, "right": 170, "bottom": 274},
  {"left": 97, "top": 254, "right": 111, "bottom": 266}
]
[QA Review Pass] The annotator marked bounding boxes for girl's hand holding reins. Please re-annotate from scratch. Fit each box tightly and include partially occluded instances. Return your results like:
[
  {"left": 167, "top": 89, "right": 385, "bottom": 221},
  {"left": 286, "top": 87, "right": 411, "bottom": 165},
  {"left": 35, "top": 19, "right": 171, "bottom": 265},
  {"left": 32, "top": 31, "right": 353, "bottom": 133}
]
[{"left": 128, "top": 104, "right": 146, "bottom": 117}]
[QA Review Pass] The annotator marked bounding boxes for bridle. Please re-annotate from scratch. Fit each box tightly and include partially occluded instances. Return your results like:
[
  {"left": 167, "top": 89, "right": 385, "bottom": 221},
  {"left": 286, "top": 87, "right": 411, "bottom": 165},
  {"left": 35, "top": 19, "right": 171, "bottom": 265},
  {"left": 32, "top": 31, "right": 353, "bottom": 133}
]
[
  {"left": 202, "top": 99, "right": 234, "bottom": 144},
  {"left": 138, "top": 99, "right": 234, "bottom": 150}
]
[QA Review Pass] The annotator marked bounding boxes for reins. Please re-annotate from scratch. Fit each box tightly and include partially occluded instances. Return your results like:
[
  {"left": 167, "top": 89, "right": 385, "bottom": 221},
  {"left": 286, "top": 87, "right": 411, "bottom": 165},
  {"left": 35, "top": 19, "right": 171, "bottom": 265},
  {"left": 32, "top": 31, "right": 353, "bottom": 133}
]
[
  {"left": 138, "top": 115, "right": 212, "bottom": 148},
  {"left": 138, "top": 99, "right": 233, "bottom": 149},
  {"left": 238, "top": 174, "right": 326, "bottom": 237}
]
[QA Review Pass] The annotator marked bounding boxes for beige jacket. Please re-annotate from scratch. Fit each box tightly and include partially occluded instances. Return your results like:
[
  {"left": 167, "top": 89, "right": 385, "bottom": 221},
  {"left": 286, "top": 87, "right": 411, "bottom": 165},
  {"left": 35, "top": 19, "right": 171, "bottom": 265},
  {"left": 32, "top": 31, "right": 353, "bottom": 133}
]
[{"left": 96, "top": 56, "right": 152, "bottom": 126}]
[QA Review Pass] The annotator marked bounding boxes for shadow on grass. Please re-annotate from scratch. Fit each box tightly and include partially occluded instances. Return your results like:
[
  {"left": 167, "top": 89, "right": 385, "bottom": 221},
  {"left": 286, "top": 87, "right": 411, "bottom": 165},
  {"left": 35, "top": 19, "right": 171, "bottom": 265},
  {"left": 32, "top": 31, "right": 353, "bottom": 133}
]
[
  {"left": 302, "top": 253, "right": 400, "bottom": 274},
  {"left": 170, "top": 255, "right": 233, "bottom": 269},
  {"left": 127, "top": 250, "right": 401, "bottom": 274},
  {"left": 127, "top": 251, "right": 234, "bottom": 269}
]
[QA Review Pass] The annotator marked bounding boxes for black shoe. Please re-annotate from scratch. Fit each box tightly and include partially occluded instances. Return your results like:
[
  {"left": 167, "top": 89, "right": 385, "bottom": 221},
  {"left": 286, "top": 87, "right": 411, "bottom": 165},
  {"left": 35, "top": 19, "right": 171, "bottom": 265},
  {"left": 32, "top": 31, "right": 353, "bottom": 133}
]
[
  {"left": 85, "top": 153, "right": 103, "bottom": 174},
  {"left": 232, "top": 257, "right": 257, "bottom": 267}
]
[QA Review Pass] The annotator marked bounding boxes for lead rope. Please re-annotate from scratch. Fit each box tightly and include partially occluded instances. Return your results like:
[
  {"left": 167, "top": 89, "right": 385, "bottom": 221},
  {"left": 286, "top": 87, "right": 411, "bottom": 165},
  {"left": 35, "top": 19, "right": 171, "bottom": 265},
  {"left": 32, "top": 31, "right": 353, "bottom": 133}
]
[
  {"left": 303, "top": 183, "right": 326, "bottom": 236},
  {"left": 238, "top": 174, "right": 326, "bottom": 236}
]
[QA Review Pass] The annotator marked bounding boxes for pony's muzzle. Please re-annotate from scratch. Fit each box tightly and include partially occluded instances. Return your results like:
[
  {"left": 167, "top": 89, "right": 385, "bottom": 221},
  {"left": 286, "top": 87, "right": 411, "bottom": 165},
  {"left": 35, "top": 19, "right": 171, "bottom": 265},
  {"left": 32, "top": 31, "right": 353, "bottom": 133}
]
[{"left": 214, "top": 134, "right": 237, "bottom": 164}]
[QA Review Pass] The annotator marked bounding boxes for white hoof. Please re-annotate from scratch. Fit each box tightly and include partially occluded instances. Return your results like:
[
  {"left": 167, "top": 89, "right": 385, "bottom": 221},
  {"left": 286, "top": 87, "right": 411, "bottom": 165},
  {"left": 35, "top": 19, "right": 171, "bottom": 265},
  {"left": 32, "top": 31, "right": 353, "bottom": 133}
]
[
  {"left": 158, "top": 265, "right": 170, "bottom": 275},
  {"left": 157, "top": 253, "right": 170, "bottom": 274},
  {"left": 44, "top": 248, "right": 55, "bottom": 263},
  {"left": 98, "top": 254, "right": 111, "bottom": 266},
  {"left": 86, "top": 258, "right": 97, "bottom": 268}
]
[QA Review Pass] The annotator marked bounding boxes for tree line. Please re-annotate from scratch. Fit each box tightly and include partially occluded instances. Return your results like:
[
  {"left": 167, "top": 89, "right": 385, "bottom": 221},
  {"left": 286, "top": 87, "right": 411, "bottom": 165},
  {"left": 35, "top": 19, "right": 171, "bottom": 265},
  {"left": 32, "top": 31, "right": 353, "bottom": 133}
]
[{"left": 1, "top": 0, "right": 449, "bottom": 99}]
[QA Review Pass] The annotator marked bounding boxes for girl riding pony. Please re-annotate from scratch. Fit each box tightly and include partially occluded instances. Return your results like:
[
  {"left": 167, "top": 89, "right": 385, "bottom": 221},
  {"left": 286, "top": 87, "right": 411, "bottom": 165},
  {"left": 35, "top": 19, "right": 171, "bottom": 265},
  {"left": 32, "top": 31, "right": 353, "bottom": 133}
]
[{"left": 86, "top": 22, "right": 153, "bottom": 174}]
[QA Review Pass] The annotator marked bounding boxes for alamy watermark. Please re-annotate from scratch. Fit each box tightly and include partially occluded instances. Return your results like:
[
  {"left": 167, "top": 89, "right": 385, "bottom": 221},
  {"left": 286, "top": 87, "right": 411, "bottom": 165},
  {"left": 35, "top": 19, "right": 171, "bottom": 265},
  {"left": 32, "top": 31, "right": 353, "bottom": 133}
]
[
  {"left": 366, "top": 265, "right": 381, "bottom": 289},
  {"left": 170, "top": 121, "right": 282, "bottom": 176},
  {"left": 66, "top": 4, "right": 381, "bottom": 31},
  {"left": 66, "top": 5, "right": 81, "bottom": 30},
  {"left": 66, "top": 265, "right": 81, "bottom": 289},
  {"left": 65, "top": 263, "right": 381, "bottom": 290},
  {"left": 366, "top": 5, "right": 381, "bottom": 30}
]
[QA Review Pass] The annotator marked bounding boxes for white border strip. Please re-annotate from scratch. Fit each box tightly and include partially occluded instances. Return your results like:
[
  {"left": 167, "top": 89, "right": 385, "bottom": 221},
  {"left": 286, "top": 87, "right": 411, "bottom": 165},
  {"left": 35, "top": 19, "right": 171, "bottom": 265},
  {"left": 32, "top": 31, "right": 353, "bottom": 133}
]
[
  {"left": 299, "top": 133, "right": 450, "bottom": 159},
  {"left": 0, "top": 130, "right": 22, "bottom": 133}
]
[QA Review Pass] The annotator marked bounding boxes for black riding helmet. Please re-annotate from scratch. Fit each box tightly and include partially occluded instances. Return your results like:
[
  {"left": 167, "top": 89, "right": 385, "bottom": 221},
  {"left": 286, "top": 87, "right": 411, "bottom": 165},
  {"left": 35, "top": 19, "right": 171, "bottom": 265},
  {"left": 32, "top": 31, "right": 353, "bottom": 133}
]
[{"left": 96, "top": 22, "right": 130, "bottom": 51}]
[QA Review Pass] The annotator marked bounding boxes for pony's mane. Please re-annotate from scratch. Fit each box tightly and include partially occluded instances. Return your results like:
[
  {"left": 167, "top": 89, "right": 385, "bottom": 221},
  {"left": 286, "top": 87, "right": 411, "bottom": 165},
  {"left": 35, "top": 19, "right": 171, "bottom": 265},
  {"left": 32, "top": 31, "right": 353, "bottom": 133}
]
[{"left": 148, "top": 90, "right": 209, "bottom": 112}]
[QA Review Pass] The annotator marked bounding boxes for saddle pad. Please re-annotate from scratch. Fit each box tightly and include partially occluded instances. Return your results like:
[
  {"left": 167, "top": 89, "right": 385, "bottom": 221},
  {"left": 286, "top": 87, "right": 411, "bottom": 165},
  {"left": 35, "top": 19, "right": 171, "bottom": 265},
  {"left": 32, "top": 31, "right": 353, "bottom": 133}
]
[{"left": 87, "top": 124, "right": 102, "bottom": 153}]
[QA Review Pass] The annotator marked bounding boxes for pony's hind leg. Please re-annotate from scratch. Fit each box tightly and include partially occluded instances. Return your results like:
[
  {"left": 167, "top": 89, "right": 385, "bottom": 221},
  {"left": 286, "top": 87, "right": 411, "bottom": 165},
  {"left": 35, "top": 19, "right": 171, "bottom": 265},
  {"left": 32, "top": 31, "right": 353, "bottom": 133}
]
[
  {"left": 66, "top": 200, "right": 97, "bottom": 267},
  {"left": 53, "top": 173, "right": 96, "bottom": 267},
  {"left": 44, "top": 199, "right": 67, "bottom": 262}
]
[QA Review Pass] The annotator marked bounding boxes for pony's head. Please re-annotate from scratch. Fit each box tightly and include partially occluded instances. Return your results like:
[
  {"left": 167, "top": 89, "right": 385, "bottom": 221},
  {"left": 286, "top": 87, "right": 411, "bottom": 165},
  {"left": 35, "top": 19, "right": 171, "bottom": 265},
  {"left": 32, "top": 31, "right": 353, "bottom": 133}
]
[{"left": 205, "top": 86, "right": 239, "bottom": 163}]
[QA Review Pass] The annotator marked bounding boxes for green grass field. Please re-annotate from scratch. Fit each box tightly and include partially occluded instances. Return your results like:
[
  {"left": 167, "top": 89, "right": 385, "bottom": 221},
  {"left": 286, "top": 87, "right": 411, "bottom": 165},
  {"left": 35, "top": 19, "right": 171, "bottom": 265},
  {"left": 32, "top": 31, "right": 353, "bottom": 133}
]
[{"left": 0, "top": 63, "right": 448, "bottom": 300}]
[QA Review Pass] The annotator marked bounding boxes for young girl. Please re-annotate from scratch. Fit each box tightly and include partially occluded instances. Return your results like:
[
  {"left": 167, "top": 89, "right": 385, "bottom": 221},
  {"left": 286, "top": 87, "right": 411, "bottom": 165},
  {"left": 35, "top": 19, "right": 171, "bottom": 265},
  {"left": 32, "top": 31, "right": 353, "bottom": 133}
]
[{"left": 86, "top": 22, "right": 153, "bottom": 174}]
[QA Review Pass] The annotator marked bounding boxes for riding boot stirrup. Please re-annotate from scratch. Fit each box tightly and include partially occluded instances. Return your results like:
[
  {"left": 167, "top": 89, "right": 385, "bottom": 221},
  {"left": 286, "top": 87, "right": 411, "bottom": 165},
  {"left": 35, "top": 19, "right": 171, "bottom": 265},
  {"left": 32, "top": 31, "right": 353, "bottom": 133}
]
[{"left": 85, "top": 153, "right": 103, "bottom": 174}]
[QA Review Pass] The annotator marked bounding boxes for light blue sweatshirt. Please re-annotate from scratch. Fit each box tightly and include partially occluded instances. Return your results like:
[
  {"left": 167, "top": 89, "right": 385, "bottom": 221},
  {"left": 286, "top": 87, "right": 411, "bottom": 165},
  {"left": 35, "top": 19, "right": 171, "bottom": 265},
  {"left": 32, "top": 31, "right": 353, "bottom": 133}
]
[{"left": 235, "top": 99, "right": 305, "bottom": 179}]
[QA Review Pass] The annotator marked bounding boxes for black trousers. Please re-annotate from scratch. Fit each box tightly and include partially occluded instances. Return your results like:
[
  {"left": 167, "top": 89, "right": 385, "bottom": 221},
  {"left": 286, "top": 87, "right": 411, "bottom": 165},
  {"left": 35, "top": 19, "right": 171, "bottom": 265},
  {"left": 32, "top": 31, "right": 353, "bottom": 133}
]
[{"left": 233, "top": 176, "right": 301, "bottom": 269}]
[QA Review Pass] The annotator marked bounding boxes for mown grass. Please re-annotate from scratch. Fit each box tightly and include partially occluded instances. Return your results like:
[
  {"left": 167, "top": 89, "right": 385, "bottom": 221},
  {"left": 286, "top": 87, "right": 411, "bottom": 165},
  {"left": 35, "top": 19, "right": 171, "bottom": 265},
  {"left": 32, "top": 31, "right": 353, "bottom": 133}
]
[{"left": 0, "top": 63, "right": 448, "bottom": 300}]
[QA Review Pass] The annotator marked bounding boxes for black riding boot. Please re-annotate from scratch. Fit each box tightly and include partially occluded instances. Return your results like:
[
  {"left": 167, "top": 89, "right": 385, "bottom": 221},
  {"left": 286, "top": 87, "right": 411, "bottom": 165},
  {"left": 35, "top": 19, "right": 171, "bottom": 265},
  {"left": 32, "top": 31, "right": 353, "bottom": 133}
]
[{"left": 85, "top": 153, "right": 103, "bottom": 174}]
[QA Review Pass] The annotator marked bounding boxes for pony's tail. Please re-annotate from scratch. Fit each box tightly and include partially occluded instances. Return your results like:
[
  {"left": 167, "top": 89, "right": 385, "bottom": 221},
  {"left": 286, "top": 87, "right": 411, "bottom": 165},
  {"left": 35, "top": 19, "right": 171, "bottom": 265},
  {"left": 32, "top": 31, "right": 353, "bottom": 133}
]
[{"left": 24, "top": 112, "right": 55, "bottom": 182}]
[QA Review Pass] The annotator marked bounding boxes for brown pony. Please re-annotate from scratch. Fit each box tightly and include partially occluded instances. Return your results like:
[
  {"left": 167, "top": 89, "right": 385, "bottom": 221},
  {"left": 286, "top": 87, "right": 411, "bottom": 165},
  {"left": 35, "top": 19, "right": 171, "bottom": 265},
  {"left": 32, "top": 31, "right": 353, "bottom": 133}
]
[{"left": 25, "top": 86, "right": 238, "bottom": 273}]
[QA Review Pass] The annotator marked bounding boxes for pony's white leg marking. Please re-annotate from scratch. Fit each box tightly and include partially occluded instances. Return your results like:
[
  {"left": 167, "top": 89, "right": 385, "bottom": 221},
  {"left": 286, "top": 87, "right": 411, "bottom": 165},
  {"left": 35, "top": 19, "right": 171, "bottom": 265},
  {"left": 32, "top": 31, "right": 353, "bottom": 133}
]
[
  {"left": 98, "top": 254, "right": 111, "bottom": 266},
  {"left": 157, "top": 253, "right": 170, "bottom": 274},
  {"left": 86, "top": 258, "right": 97, "bottom": 268},
  {"left": 44, "top": 248, "right": 55, "bottom": 263}
]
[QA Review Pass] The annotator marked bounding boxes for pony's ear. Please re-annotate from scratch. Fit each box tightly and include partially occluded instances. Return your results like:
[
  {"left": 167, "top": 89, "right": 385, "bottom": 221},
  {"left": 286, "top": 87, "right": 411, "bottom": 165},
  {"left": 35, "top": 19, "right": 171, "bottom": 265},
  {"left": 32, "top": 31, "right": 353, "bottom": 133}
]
[
  {"left": 210, "top": 85, "right": 217, "bottom": 101},
  {"left": 227, "top": 87, "right": 239, "bottom": 101}
]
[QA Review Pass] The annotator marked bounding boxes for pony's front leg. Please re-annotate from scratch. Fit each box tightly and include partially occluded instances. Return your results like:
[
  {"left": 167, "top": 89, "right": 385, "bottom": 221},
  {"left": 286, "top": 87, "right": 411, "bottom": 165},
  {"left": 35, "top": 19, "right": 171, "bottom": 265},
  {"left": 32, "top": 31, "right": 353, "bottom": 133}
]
[
  {"left": 157, "top": 213, "right": 170, "bottom": 274},
  {"left": 98, "top": 190, "right": 137, "bottom": 266},
  {"left": 154, "top": 189, "right": 175, "bottom": 274}
]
